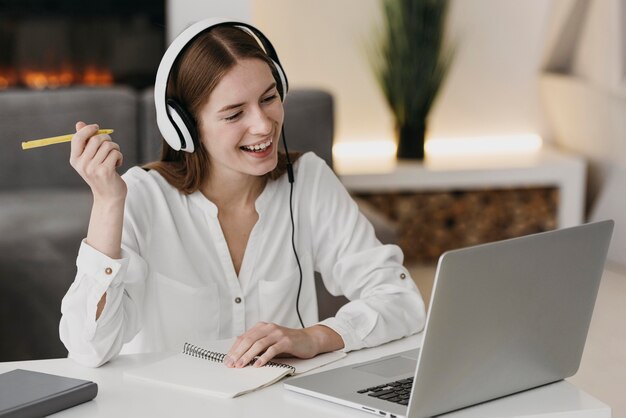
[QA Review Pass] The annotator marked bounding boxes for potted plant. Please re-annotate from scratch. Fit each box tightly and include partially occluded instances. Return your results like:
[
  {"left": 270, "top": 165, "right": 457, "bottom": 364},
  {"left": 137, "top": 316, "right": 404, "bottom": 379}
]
[{"left": 370, "top": 0, "right": 453, "bottom": 160}]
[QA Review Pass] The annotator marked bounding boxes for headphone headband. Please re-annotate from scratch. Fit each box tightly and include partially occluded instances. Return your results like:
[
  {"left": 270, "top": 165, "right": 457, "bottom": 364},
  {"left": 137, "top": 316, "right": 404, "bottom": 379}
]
[{"left": 154, "top": 18, "right": 288, "bottom": 153}]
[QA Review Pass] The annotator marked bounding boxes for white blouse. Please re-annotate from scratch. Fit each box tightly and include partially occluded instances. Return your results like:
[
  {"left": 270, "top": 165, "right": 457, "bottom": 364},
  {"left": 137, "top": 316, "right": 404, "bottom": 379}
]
[{"left": 59, "top": 152, "right": 426, "bottom": 367}]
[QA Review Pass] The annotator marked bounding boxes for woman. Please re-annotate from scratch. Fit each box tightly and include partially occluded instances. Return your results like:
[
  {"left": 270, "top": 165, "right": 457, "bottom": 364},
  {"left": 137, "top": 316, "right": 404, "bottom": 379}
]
[{"left": 59, "top": 19, "right": 425, "bottom": 368}]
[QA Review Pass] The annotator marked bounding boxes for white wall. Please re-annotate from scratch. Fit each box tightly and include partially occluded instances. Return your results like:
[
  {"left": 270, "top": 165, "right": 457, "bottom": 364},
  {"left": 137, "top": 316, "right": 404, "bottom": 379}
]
[
  {"left": 251, "top": 0, "right": 553, "bottom": 144},
  {"left": 252, "top": 0, "right": 392, "bottom": 143},
  {"left": 431, "top": 0, "right": 552, "bottom": 139},
  {"left": 166, "top": 0, "right": 250, "bottom": 43}
]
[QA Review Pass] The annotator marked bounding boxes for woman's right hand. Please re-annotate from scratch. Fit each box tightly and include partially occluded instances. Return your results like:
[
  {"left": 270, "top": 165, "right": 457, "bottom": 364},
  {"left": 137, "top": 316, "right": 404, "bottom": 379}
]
[{"left": 70, "top": 121, "right": 127, "bottom": 202}]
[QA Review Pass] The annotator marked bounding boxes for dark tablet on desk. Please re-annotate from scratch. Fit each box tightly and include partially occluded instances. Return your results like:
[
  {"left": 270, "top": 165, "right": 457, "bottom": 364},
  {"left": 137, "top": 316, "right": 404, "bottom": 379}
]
[{"left": 0, "top": 369, "right": 97, "bottom": 418}]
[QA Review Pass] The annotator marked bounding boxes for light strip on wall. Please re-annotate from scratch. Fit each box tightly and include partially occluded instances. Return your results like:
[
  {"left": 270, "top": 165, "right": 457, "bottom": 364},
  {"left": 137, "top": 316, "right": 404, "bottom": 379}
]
[
  {"left": 333, "top": 140, "right": 397, "bottom": 174},
  {"left": 425, "top": 134, "right": 543, "bottom": 157},
  {"left": 424, "top": 134, "right": 544, "bottom": 169},
  {"left": 332, "top": 134, "right": 544, "bottom": 173}
]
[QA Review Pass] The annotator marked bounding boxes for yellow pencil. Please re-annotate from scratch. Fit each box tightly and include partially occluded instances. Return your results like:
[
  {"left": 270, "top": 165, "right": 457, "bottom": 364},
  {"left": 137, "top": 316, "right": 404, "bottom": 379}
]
[{"left": 21, "top": 129, "right": 115, "bottom": 150}]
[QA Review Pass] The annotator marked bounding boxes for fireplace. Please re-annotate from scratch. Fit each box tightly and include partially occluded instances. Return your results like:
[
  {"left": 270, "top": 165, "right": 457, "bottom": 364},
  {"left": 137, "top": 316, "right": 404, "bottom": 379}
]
[{"left": 0, "top": 1, "right": 165, "bottom": 90}]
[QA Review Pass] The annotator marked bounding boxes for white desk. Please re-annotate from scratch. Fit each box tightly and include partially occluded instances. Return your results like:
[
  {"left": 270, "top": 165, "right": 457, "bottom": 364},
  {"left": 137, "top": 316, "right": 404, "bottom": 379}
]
[{"left": 0, "top": 335, "right": 610, "bottom": 417}]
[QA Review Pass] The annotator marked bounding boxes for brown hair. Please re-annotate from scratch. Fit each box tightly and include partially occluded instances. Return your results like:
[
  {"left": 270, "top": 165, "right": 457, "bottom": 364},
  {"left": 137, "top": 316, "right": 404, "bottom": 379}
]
[{"left": 144, "top": 26, "right": 299, "bottom": 194}]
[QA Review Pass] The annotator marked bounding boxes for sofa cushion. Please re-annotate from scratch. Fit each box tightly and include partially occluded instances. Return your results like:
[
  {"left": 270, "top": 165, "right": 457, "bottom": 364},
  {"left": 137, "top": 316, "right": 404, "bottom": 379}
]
[
  {"left": 0, "top": 190, "right": 92, "bottom": 360},
  {"left": 0, "top": 87, "right": 139, "bottom": 190}
]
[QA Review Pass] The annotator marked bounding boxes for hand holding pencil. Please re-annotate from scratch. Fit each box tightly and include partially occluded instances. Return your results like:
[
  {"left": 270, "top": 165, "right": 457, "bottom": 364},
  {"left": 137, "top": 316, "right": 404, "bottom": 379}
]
[{"left": 68, "top": 122, "right": 127, "bottom": 203}]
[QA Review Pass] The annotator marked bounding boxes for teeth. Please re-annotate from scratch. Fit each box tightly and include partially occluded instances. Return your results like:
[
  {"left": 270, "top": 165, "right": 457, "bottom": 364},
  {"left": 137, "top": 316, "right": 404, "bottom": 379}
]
[{"left": 242, "top": 139, "right": 272, "bottom": 152}]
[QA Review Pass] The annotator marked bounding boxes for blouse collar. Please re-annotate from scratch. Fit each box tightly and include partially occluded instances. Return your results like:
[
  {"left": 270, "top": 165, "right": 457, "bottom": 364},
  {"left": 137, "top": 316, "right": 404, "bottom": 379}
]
[{"left": 189, "top": 175, "right": 279, "bottom": 218}]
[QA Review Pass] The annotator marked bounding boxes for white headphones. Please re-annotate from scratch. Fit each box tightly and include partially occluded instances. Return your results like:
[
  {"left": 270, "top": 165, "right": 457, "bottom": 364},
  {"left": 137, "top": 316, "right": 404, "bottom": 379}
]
[{"left": 154, "top": 18, "right": 289, "bottom": 153}]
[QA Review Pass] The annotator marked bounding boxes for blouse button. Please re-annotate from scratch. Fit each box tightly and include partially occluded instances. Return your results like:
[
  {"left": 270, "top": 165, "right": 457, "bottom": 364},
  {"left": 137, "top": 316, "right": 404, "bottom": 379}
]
[
  {"left": 234, "top": 297, "right": 242, "bottom": 304},
  {"left": 105, "top": 267, "right": 113, "bottom": 275},
  {"left": 400, "top": 273, "right": 407, "bottom": 280}
]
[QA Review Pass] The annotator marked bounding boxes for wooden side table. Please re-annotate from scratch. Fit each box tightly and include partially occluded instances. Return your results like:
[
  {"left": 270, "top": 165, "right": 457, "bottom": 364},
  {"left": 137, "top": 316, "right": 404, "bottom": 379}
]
[{"left": 338, "top": 148, "right": 586, "bottom": 263}]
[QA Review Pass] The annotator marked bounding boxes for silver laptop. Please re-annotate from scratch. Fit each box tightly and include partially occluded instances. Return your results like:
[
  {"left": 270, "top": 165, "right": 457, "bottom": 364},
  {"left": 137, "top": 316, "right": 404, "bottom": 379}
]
[{"left": 285, "top": 220, "right": 614, "bottom": 418}]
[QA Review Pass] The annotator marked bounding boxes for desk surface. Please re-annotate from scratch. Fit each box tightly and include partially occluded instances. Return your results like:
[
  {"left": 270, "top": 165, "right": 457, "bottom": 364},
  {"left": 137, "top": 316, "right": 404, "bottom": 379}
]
[{"left": 0, "top": 335, "right": 610, "bottom": 418}]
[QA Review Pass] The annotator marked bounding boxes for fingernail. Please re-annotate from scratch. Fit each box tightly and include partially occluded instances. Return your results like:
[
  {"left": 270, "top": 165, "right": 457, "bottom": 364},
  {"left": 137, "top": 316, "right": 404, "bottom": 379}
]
[
  {"left": 236, "top": 359, "right": 244, "bottom": 368},
  {"left": 224, "top": 356, "right": 233, "bottom": 367},
  {"left": 254, "top": 359, "right": 262, "bottom": 367}
]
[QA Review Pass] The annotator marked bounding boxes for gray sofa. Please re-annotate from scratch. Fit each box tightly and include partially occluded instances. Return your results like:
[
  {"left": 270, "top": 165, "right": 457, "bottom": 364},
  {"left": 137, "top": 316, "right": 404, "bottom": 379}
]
[{"left": 0, "top": 86, "right": 393, "bottom": 361}]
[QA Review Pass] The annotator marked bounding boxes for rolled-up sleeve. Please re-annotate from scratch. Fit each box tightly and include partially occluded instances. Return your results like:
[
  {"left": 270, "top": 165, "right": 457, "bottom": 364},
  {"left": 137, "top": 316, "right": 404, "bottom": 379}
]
[
  {"left": 59, "top": 170, "right": 150, "bottom": 367},
  {"left": 307, "top": 158, "right": 426, "bottom": 352}
]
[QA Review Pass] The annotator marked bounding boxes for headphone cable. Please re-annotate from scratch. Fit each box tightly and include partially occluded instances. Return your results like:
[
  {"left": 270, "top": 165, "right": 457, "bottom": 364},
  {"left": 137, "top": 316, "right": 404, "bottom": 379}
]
[{"left": 281, "top": 127, "right": 305, "bottom": 329}]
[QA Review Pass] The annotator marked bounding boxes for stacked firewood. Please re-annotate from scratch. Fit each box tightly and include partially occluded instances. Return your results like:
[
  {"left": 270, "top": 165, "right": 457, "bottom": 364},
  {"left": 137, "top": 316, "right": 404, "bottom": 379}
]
[{"left": 356, "top": 187, "right": 558, "bottom": 264}]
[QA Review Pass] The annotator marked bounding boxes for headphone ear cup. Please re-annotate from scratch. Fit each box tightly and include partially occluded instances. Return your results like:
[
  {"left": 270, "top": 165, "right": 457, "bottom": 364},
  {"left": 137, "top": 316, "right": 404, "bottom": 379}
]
[{"left": 166, "top": 99, "right": 198, "bottom": 153}]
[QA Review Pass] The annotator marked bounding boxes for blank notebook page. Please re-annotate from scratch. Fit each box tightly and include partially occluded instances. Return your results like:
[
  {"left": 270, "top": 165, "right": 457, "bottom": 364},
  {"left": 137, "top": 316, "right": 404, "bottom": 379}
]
[{"left": 123, "top": 339, "right": 345, "bottom": 398}]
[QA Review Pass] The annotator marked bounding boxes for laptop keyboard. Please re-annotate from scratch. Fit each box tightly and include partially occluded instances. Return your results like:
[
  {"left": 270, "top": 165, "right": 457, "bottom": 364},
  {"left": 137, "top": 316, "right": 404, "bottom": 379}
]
[{"left": 357, "top": 377, "right": 413, "bottom": 406}]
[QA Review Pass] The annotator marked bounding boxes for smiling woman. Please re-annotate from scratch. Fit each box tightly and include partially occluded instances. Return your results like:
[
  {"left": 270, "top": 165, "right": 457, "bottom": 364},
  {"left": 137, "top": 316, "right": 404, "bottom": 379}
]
[
  {"left": 144, "top": 27, "right": 296, "bottom": 193},
  {"left": 58, "top": 18, "right": 425, "bottom": 369}
]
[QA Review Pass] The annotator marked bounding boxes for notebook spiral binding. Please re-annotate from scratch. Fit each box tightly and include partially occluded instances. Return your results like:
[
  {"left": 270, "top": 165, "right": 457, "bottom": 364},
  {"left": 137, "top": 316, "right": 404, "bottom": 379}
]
[{"left": 182, "top": 342, "right": 296, "bottom": 374}]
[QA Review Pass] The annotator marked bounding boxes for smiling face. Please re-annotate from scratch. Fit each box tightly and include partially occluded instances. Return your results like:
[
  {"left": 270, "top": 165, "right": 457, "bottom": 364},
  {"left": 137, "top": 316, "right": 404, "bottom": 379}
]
[{"left": 196, "top": 58, "right": 284, "bottom": 183}]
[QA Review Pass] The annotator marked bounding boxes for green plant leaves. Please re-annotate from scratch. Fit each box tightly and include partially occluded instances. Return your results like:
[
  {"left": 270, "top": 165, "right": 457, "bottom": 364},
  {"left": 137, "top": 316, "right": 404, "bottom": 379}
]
[{"left": 370, "top": 0, "right": 453, "bottom": 129}]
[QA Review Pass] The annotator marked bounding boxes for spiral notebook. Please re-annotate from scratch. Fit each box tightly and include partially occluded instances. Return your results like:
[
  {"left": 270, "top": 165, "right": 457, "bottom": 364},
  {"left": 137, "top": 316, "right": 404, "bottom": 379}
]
[{"left": 124, "top": 339, "right": 346, "bottom": 398}]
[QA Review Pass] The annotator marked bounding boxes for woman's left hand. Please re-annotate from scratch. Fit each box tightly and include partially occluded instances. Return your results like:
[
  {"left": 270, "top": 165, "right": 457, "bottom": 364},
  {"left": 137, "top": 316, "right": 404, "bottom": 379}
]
[{"left": 224, "top": 322, "right": 344, "bottom": 368}]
